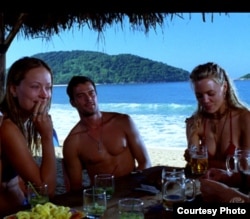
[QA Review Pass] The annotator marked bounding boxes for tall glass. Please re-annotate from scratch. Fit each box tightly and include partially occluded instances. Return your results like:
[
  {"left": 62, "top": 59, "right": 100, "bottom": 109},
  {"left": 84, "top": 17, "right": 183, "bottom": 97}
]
[
  {"left": 118, "top": 198, "right": 144, "bottom": 219},
  {"left": 83, "top": 188, "right": 107, "bottom": 218},
  {"left": 94, "top": 174, "right": 115, "bottom": 199},
  {"left": 27, "top": 183, "right": 49, "bottom": 208}
]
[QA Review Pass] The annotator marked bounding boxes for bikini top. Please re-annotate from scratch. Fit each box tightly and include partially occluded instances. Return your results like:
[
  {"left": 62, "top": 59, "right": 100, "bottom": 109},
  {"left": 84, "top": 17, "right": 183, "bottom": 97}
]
[
  {"left": 203, "top": 110, "right": 236, "bottom": 160},
  {"left": 1, "top": 154, "right": 18, "bottom": 182}
]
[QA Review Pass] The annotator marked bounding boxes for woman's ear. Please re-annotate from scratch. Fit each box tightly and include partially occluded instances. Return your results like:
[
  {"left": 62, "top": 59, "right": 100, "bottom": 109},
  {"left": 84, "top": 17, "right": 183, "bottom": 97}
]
[
  {"left": 10, "top": 85, "right": 17, "bottom": 97},
  {"left": 224, "top": 81, "right": 228, "bottom": 90},
  {"left": 223, "top": 81, "right": 228, "bottom": 97}
]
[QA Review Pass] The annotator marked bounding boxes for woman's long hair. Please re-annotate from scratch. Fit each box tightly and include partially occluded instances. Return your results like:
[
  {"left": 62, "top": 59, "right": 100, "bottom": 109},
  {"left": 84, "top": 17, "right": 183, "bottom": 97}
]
[
  {"left": 0, "top": 57, "right": 53, "bottom": 154},
  {"left": 187, "top": 62, "right": 249, "bottom": 136},
  {"left": 190, "top": 62, "right": 248, "bottom": 116}
]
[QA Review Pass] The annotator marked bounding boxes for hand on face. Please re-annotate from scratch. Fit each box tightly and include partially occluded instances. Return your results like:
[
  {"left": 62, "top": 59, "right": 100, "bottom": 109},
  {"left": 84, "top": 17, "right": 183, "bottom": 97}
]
[{"left": 32, "top": 100, "right": 53, "bottom": 137}]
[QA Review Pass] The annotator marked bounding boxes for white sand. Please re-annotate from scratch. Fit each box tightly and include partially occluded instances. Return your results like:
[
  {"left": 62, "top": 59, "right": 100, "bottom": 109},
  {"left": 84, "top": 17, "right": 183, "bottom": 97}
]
[
  {"left": 54, "top": 146, "right": 193, "bottom": 196},
  {"left": 54, "top": 146, "right": 186, "bottom": 168}
]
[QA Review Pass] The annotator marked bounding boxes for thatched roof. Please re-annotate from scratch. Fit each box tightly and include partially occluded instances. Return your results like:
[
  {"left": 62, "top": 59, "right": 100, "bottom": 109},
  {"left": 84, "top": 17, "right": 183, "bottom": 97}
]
[
  {"left": 3, "top": 13, "right": 167, "bottom": 38},
  {"left": 1, "top": 12, "right": 231, "bottom": 51},
  {"left": 1, "top": 11, "right": 238, "bottom": 41}
]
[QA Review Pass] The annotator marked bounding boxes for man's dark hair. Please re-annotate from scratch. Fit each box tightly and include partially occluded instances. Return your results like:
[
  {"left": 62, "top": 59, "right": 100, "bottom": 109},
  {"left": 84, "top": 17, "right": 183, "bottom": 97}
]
[{"left": 66, "top": 75, "right": 97, "bottom": 101}]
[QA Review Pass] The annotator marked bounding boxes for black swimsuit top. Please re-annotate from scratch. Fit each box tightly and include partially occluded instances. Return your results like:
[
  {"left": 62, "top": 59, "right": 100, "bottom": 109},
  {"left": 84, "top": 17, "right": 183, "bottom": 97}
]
[{"left": 2, "top": 154, "right": 18, "bottom": 182}]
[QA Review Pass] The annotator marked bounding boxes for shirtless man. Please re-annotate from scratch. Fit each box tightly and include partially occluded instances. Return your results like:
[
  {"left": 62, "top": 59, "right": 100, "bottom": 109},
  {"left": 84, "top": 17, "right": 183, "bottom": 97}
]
[{"left": 63, "top": 76, "right": 151, "bottom": 192}]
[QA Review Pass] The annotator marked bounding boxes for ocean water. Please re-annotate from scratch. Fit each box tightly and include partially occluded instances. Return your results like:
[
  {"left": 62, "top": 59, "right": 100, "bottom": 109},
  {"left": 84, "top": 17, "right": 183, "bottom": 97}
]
[{"left": 50, "top": 81, "right": 250, "bottom": 149}]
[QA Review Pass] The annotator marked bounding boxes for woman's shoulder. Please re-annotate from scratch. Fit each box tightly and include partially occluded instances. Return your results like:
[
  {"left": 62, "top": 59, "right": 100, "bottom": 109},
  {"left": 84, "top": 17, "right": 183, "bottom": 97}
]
[
  {"left": 185, "top": 114, "right": 203, "bottom": 127},
  {"left": 0, "top": 118, "right": 19, "bottom": 134},
  {"left": 231, "top": 108, "right": 250, "bottom": 125},
  {"left": 234, "top": 108, "right": 250, "bottom": 118}
]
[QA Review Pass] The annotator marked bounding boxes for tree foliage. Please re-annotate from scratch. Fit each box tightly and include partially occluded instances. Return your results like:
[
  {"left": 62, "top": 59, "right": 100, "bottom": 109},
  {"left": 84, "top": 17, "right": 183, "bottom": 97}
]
[{"left": 32, "top": 50, "right": 190, "bottom": 84}]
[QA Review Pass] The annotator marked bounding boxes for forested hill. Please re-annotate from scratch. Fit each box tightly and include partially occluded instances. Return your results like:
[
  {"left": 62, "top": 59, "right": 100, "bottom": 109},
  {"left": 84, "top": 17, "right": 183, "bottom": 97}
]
[{"left": 33, "top": 50, "right": 190, "bottom": 85}]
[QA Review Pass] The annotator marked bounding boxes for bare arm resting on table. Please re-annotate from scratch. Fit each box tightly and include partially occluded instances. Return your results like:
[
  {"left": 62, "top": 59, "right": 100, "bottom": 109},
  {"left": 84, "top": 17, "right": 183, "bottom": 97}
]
[{"left": 200, "top": 178, "right": 249, "bottom": 203}]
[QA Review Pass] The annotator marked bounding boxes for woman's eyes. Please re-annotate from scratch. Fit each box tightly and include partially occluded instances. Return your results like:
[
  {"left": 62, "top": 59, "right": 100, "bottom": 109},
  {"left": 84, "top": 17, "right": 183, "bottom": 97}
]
[
  {"left": 46, "top": 86, "right": 52, "bottom": 91},
  {"left": 31, "top": 85, "right": 39, "bottom": 89},
  {"left": 196, "top": 92, "right": 216, "bottom": 99},
  {"left": 30, "top": 85, "right": 52, "bottom": 91}
]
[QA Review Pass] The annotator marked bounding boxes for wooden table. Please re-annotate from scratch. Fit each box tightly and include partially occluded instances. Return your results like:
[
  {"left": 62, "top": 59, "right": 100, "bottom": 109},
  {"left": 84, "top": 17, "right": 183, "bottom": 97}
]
[{"left": 51, "top": 165, "right": 201, "bottom": 218}]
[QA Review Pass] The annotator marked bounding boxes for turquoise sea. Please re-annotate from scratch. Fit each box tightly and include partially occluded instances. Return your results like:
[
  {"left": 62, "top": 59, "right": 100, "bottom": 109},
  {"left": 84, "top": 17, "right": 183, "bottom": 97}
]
[{"left": 50, "top": 80, "right": 250, "bottom": 149}]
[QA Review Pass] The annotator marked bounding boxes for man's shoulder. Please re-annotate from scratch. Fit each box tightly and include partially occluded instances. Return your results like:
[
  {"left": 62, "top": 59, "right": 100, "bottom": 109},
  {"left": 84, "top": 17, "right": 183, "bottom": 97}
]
[
  {"left": 63, "top": 122, "right": 84, "bottom": 144},
  {"left": 103, "top": 111, "right": 130, "bottom": 121}
]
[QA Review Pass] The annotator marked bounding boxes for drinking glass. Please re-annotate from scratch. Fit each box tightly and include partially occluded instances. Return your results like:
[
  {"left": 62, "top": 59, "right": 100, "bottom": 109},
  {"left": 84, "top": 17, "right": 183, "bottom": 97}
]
[
  {"left": 94, "top": 174, "right": 115, "bottom": 199},
  {"left": 161, "top": 167, "right": 169, "bottom": 198},
  {"left": 118, "top": 198, "right": 144, "bottom": 219},
  {"left": 27, "top": 183, "right": 49, "bottom": 208},
  {"left": 189, "top": 145, "right": 208, "bottom": 175},
  {"left": 236, "top": 150, "right": 250, "bottom": 194},
  {"left": 237, "top": 150, "right": 250, "bottom": 175},
  {"left": 83, "top": 187, "right": 107, "bottom": 218},
  {"left": 225, "top": 149, "right": 250, "bottom": 193},
  {"left": 162, "top": 169, "right": 196, "bottom": 211},
  {"left": 226, "top": 149, "right": 246, "bottom": 173}
]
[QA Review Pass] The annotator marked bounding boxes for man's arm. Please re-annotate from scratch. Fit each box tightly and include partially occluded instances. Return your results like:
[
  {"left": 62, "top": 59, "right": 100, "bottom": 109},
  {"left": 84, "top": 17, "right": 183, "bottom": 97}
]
[{"left": 125, "top": 115, "right": 151, "bottom": 170}]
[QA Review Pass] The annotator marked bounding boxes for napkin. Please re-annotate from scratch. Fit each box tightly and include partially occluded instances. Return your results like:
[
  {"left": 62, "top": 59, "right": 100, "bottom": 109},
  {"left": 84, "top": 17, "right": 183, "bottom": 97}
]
[{"left": 134, "top": 184, "right": 160, "bottom": 195}]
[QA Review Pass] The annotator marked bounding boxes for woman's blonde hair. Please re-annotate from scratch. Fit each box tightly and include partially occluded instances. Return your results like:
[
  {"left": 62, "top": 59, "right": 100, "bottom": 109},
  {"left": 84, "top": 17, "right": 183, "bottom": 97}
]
[
  {"left": 190, "top": 62, "right": 248, "bottom": 116},
  {"left": 186, "top": 62, "right": 248, "bottom": 137}
]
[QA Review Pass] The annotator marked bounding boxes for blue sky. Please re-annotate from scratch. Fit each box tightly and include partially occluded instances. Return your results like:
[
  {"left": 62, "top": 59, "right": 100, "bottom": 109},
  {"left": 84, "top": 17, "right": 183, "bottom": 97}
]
[{"left": 6, "top": 13, "right": 250, "bottom": 79}]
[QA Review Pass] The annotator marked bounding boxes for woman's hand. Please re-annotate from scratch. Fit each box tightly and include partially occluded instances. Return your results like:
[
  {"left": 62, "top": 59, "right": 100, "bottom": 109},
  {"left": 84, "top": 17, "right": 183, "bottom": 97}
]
[
  {"left": 200, "top": 178, "right": 230, "bottom": 202},
  {"left": 32, "top": 101, "right": 53, "bottom": 138},
  {"left": 204, "top": 168, "right": 229, "bottom": 180},
  {"left": 200, "top": 178, "right": 248, "bottom": 203},
  {"left": 203, "top": 168, "right": 240, "bottom": 187}
]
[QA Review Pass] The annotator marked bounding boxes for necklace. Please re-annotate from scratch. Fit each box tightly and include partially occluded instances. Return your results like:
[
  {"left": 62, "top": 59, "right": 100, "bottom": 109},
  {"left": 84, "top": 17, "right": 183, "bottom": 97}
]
[
  {"left": 203, "top": 108, "right": 229, "bottom": 120},
  {"left": 210, "top": 110, "right": 229, "bottom": 144},
  {"left": 84, "top": 116, "right": 103, "bottom": 153}
]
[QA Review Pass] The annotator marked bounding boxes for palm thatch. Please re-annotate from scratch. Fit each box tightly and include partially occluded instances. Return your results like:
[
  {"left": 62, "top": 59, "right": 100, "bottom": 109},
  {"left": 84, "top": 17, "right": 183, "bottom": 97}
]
[{"left": 0, "top": 11, "right": 230, "bottom": 100}]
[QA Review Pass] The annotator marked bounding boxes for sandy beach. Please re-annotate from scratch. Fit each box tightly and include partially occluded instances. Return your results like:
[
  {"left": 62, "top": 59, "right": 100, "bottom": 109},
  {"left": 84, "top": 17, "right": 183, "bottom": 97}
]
[
  {"left": 54, "top": 146, "right": 186, "bottom": 194},
  {"left": 55, "top": 146, "right": 186, "bottom": 167}
]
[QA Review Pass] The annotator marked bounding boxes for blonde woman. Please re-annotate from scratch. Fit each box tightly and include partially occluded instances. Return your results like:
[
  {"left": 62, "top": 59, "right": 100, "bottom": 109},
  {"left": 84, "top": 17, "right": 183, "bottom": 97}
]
[{"left": 184, "top": 62, "right": 250, "bottom": 169}]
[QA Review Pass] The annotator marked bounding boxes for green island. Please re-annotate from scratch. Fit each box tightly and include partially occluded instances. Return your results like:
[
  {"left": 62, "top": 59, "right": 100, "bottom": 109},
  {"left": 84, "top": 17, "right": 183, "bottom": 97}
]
[{"left": 31, "top": 50, "right": 190, "bottom": 85}]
